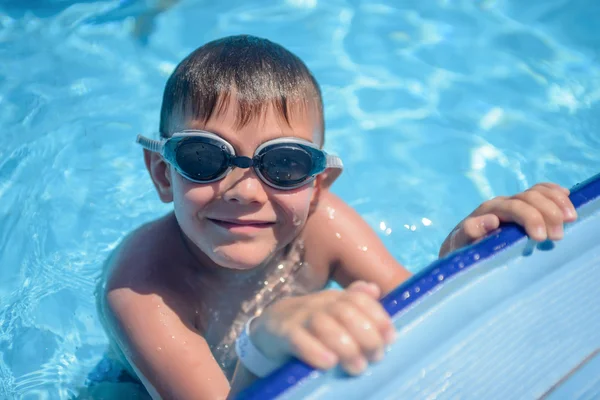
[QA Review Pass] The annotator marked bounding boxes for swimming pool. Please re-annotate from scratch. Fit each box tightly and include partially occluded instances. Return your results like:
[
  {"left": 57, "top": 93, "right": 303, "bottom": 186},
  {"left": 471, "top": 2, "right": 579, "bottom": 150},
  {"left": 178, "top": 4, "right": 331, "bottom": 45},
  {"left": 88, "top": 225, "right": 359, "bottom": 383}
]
[{"left": 0, "top": 0, "right": 598, "bottom": 398}]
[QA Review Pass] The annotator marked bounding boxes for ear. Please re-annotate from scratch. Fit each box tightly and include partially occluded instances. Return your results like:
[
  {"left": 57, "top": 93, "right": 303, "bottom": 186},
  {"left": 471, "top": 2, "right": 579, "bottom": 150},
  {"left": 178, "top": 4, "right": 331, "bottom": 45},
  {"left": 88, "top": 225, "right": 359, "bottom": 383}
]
[
  {"left": 307, "top": 173, "right": 328, "bottom": 215},
  {"left": 143, "top": 149, "right": 173, "bottom": 203},
  {"left": 319, "top": 168, "right": 342, "bottom": 190}
]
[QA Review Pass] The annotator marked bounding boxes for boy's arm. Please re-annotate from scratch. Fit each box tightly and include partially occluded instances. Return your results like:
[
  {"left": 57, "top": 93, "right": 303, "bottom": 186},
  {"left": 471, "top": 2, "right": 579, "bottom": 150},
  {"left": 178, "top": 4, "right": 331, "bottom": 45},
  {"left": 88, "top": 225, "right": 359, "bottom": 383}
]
[
  {"left": 439, "top": 183, "right": 577, "bottom": 257},
  {"left": 306, "top": 183, "right": 577, "bottom": 297},
  {"left": 104, "top": 277, "right": 231, "bottom": 400},
  {"left": 303, "top": 191, "right": 412, "bottom": 296}
]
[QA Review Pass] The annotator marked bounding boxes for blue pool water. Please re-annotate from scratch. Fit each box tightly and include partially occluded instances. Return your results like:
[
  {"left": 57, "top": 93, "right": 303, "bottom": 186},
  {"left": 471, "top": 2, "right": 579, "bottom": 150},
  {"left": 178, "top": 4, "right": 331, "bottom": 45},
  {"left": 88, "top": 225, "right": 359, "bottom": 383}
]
[{"left": 0, "top": 0, "right": 599, "bottom": 398}]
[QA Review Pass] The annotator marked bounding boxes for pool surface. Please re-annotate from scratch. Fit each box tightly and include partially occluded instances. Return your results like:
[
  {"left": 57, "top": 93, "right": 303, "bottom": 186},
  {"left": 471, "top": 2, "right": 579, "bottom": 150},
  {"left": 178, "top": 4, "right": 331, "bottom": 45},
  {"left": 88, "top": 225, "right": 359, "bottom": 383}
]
[{"left": 1, "top": 0, "right": 599, "bottom": 398}]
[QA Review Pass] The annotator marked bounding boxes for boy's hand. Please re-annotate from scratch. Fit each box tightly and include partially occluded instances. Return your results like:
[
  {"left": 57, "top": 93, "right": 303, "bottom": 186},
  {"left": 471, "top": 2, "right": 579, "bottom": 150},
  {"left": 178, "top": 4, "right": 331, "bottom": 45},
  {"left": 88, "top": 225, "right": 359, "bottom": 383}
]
[
  {"left": 439, "top": 183, "right": 577, "bottom": 258},
  {"left": 250, "top": 281, "right": 395, "bottom": 376}
]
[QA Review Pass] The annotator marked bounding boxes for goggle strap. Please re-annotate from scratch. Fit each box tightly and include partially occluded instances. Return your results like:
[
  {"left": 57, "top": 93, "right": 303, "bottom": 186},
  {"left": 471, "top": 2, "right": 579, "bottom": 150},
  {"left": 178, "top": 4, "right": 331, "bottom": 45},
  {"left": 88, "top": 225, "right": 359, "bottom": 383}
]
[
  {"left": 326, "top": 155, "right": 344, "bottom": 170},
  {"left": 136, "top": 135, "right": 165, "bottom": 154}
]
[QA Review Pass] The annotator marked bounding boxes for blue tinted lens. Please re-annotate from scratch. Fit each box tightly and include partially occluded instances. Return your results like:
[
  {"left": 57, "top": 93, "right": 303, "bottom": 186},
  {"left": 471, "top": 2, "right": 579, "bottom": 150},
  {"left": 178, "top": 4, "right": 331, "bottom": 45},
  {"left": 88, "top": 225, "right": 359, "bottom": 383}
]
[
  {"left": 175, "top": 139, "right": 228, "bottom": 181},
  {"left": 259, "top": 145, "right": 313, "bottom": 187}
]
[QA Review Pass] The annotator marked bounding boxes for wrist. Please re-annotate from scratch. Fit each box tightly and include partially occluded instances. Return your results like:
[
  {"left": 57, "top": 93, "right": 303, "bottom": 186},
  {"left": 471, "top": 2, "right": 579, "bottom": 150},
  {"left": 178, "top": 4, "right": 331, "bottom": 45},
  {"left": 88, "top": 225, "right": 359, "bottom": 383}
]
[{"left": 235, "top": 316, "right": 286, "bottom": 378}]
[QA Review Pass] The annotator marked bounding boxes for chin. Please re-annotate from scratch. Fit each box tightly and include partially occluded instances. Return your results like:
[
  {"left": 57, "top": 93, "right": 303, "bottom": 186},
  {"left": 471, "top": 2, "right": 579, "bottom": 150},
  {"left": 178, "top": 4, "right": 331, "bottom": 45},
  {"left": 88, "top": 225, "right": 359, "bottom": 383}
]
[{"left": 209, "top": 243, "right": 277, "bottom": 271}]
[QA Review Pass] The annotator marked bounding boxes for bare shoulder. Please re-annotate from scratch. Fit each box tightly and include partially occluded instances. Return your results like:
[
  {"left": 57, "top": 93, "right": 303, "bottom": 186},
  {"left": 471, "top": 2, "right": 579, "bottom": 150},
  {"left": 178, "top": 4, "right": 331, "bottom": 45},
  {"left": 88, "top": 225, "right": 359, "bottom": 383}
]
[
  {"left": 97, "top": 213, "right": 230, "bottom": 398},
  {"left": 302, "top": 191, "right": 411, "bottom": 295},
  {"left": 302, "top": 190, "right": 361, "bottom": 258},
  {"left": 301, "top": 191, "right": 354, "bottom": 278},
  {"left": 101, "top": 213, "right": 189, "bottom": 297},
  {"left": 97, "top": 213, "right": 195, "bottom": 343}
]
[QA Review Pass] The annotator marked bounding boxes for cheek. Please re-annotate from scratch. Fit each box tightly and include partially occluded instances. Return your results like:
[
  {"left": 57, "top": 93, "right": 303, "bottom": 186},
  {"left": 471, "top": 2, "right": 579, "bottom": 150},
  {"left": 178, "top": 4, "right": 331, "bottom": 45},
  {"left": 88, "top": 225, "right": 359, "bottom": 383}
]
[
  {"left": 171, "top": 173, "right": 218, "bottom": 215},
  {"left": 272, "top": 187, "right": 315, "bottom": 229}
]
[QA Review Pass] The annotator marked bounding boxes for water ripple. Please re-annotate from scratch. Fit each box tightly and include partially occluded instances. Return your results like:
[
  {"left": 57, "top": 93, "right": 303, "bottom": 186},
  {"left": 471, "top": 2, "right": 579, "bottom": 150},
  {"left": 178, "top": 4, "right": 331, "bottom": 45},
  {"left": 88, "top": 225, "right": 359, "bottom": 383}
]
[{"left": 0, "top": 0, "right": 599, "bottom": 397}]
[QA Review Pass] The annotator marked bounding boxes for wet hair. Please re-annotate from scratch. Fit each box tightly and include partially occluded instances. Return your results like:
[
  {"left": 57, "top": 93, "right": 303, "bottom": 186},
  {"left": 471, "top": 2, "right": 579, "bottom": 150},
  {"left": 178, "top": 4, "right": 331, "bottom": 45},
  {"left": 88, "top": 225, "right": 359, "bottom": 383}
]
[{"left": 159, "top": 35, "right": 325, "bottom": 146}]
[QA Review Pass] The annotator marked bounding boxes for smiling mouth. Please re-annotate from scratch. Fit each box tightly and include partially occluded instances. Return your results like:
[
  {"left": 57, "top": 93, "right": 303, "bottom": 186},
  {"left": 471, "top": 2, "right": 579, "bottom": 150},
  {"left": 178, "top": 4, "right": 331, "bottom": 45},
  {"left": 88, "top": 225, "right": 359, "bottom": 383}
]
[{"left": 208, "top": 218, "right": 275, "bottom": 230}]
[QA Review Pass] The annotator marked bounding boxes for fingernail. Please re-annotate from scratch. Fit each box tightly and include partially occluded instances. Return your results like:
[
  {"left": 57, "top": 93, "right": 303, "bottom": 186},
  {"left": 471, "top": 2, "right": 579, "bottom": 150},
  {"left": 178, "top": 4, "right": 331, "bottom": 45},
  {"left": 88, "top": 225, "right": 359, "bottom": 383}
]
[
  {"left": 323, "top": 351, "right": 338, "bottom": 366},
  {"left": 563, "top": 208, "right": 576, "bottom": 220},
  {"left": 371, "top": 348, "right": 384, "bottom": 362},
  {"left": 350, "top": 357, "right": 367, "bottom": 374},
  {"left": 384, "top": 329, "right": 396, "bottom": 344},
  {"left": 482, "top": 214, "right": 497, "bottom": 231},
  {"left": 534, "top": 226, "right": 547, "bottom": 241},
  {"left": 551, "top": 225, "right": 564, "bottom": 239}
]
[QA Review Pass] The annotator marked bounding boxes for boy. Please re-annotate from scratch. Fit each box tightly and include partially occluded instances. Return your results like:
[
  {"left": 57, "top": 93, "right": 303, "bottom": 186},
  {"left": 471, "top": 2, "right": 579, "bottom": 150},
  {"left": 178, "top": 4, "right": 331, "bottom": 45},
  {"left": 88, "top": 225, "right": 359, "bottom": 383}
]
[{"left": 94, "top": 35, "right": 577, "bottom": 399}]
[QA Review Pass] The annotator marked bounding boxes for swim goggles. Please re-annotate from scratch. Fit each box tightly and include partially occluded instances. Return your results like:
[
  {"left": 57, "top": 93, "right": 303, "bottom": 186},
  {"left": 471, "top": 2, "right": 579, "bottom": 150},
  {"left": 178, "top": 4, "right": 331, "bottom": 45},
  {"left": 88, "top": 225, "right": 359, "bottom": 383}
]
[{"left": 136, "top": 130, "right": 343, "bottom": 190}]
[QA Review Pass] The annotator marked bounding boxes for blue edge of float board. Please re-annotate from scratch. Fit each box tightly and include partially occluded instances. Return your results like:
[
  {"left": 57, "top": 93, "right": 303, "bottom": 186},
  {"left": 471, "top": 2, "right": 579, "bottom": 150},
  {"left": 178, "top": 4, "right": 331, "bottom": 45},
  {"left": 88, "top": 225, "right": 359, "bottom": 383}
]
[{"left": 237, "top": 172, "right": 600, "bottom": 400}]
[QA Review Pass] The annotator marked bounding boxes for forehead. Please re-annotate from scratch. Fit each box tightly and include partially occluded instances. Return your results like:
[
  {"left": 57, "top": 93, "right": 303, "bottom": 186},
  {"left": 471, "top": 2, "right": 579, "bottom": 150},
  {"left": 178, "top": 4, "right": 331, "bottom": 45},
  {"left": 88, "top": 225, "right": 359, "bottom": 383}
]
[{"left": 183, "top": 94, "right": 322, "bottom": 150}]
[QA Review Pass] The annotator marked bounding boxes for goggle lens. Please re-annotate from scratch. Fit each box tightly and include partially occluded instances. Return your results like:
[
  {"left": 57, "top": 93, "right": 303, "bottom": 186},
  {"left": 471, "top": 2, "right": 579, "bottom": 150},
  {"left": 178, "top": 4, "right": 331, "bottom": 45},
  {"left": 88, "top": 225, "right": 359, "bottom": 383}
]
[
  {"left": 175, "top": 140, "right": 229, "bottom": 181},
  {"left": 258, "top": 145, "right": 313, "bottom": 187}
]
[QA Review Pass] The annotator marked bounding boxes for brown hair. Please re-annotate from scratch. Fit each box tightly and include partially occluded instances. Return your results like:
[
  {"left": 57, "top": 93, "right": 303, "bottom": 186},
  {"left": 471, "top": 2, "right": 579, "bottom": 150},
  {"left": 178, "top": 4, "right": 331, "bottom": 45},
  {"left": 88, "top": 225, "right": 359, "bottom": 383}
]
[{"left": 159, "top": 35, "right": 324, "bottom": 146}]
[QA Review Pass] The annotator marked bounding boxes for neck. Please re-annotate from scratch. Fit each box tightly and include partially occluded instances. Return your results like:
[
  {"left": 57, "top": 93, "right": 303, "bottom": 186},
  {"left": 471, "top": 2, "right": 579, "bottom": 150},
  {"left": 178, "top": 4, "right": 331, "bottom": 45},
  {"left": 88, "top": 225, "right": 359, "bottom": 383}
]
[{"left": 175, "top": 221, "right": 285, "bottom": 294}]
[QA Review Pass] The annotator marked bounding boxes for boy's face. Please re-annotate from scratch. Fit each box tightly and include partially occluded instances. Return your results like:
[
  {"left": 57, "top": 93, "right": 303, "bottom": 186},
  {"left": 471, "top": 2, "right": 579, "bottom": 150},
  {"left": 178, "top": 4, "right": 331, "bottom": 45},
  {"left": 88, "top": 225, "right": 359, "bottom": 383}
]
[{"left": 150, "top": 96, "right": 323, "bottom": 271}]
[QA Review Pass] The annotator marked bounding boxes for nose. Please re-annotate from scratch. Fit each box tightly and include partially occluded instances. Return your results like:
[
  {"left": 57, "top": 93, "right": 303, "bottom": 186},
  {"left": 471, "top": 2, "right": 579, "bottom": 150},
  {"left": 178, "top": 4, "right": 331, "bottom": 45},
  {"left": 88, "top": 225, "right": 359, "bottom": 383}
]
[{"left": 221, "top": 167, "right": 268, "bottom": 205}]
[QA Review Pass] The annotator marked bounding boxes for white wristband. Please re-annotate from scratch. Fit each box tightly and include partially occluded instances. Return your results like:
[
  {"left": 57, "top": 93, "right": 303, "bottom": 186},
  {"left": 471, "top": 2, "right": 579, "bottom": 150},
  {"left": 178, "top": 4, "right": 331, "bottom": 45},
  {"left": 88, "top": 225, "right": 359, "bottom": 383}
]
[{"left": 235, "top": 316, "right": 284, "bottom": 378}]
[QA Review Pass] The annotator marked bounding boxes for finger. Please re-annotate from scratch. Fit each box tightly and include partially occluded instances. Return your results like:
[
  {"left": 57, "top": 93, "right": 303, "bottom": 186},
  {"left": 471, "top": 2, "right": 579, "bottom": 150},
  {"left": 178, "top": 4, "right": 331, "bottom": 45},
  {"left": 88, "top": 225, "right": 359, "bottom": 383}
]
[
  {"left": 308, "top": 289, "right": 343, "bottom": 308},
  {"left": 347, "top": 281, "right": 381, "bottom": 299},
  {"left": 343, "top": 290, "right": 395, "bottom": 345},
  {"left": 531, "top": 184, "right": 577, "bottom": 222},
  {"left": 330, "top": 299, "right": 386, "bottom": 362},
  {"left": 470, "top": 196, "right": 508, "bottom": 218},
  {"left": 306, "top": 312, "right": 366, "bottom": 375},
  {"left": 447, "top": 214, "right": 500, "bottom": 251},
  {"left": 285, "top": 328, "right": 339, "bottom": 370},
  {"left": 536, "top": 182, "right": 570, "bottom": 196},
  {"left": 484, "top": 198, "right": 548, "bottom": 241},
  {"left": 514, "top": 190, "right": 565, "bottom": 240}
]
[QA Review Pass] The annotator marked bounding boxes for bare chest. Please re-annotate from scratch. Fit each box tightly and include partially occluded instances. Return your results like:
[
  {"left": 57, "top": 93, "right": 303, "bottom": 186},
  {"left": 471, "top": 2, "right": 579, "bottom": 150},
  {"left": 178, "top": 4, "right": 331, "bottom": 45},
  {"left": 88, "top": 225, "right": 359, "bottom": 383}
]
[{"left": 196, "top": 244, "right": 329, "bottom": 380}]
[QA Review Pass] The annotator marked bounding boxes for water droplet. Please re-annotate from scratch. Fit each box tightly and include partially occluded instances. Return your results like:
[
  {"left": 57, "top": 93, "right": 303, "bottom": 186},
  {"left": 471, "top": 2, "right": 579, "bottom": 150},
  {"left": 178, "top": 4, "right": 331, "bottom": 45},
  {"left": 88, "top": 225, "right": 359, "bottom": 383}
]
[
  {"left": 263, "top": 280, "right": 269, "bottom": 285},
  {"left": 292, "top": 214, "right": 302, "bottom": 226},
  {"left": 402, "top": 291, "right": 410, "bottom": 300},
  {"left": 415, "top": 286, "right": 421, "bottom": 293},
  {"left": 156, "top": 347, "right": 162, "bottom": 351},
  {"left": 171, "top": 335, "right": 175, "bottom": 339},
  {"left": 358, "top": 246, "right": 368, "bottom": 252},
  {"left": 437, "top": 274, "right": 444, "bottom": 281},
  {"left": 280, "top": 277, "right": 286, "bottom": 283},
  {"left": 277, "top": 264, "right": 284, "bottom": 270},
  {"left": 474, "top": 253, "right": 480, "bottom": 260},
  {"left": 380, "top": 221, "right": 387, "bottom": 230},
  {"left": 335, "top": 232, "right": 342, "bottom": 239},
  {"left": 327, "top": 206, "right": 336, "bottom": 220}
]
